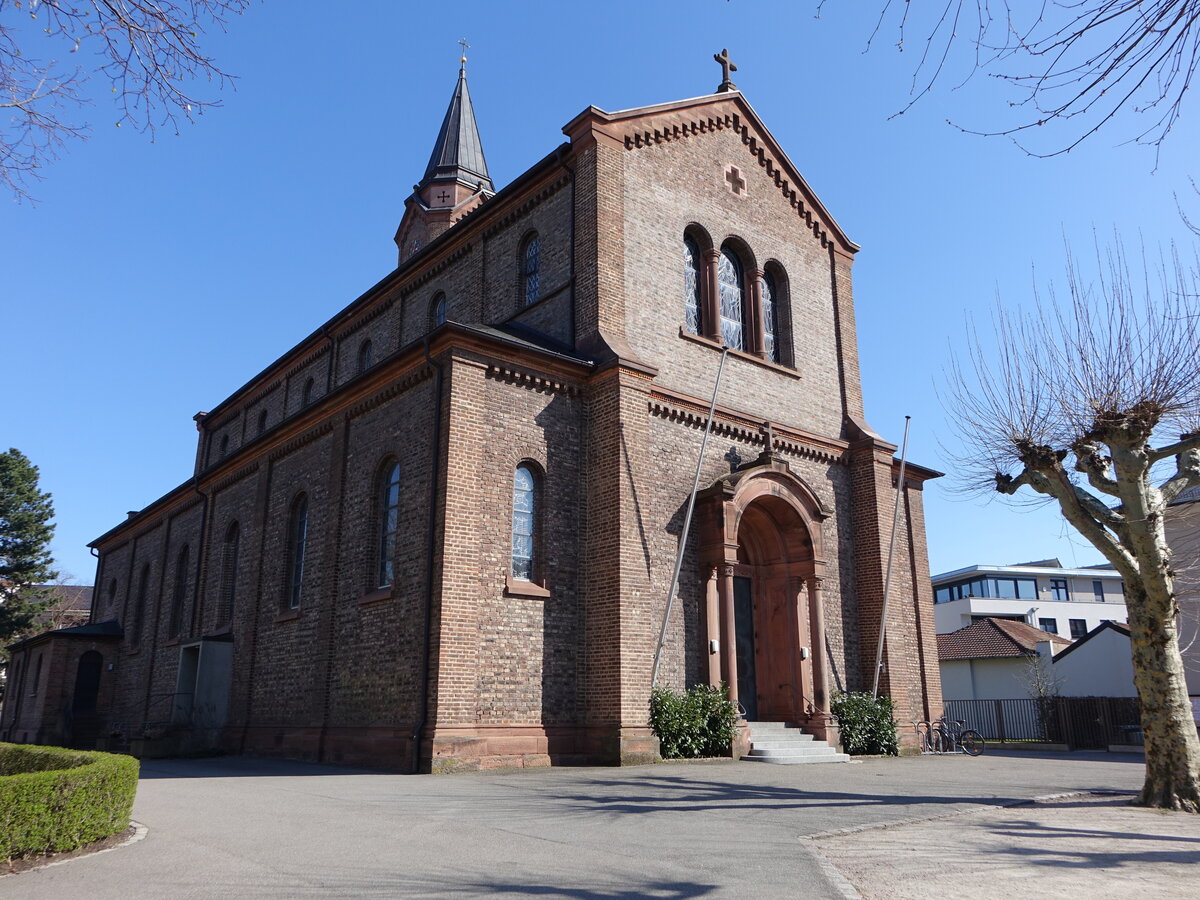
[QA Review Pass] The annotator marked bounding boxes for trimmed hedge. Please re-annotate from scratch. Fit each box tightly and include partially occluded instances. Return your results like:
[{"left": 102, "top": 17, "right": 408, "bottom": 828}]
[
  {"left": 0, "top": 743, "right": 139, "bottom": 860},
  {"left": 830, "top": 692, "right": 899, "bottom": 756},
  {"left": 650, "top": 683, "right": 738, "bottom": 759}
]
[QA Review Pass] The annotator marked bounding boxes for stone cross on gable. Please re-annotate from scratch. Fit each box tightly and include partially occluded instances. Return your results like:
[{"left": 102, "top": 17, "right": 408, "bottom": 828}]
[
  {"left": 714, "top": 48, "right": 738, "bottom": 93},
  {"left": 761, "top": 421, "right": 776, "bottom": 455}
]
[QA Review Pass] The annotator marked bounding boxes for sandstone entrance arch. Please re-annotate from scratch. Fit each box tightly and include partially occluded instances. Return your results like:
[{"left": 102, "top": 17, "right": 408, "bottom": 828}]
[{"left": 697, "top": 455, "right": 835, "bottom": 739}]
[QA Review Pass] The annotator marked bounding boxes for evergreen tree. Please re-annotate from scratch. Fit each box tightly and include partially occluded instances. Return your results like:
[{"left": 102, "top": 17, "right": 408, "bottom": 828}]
[{"left": 0, "top": 448, "right": 58, "bottom": 650}]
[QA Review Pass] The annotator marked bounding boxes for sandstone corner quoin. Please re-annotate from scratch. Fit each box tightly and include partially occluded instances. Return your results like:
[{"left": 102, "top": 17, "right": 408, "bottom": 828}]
[{"left": 1, "top": 58, "right": 943, "bottom": 772}]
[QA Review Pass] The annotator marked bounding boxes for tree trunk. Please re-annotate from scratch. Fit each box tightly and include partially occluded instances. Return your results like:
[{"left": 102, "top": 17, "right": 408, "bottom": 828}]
[{"left": 1125, "top": 580, "right": 1200, "bottom": 811}]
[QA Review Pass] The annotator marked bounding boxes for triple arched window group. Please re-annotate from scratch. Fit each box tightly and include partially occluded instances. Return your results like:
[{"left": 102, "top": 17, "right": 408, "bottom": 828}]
[{"left": 683, "top": 230, "right": 786, "bottom": 364}]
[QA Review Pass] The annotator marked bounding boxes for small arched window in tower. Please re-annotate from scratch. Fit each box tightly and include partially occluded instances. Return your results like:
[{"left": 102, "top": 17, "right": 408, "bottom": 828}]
[
  {"left": 257, "top": 409, "right": 269, "bottom": 435},
  {"left": 168, "top": 544, "right": 189, "bottom": 639},
  {"left": 376, "top": 461, "right": 401, "bottom": 589},
  {"left": 718, "top": 247, "right": 745, "bottom": 350},
  {"left": 302, "top": 377, "right": 315, "bottom": 408},
  {"left": 132, "top": 563, "right": 151, "bottom": 645},
  {"left": 761, "top": 270, "right": 780, "bottom": 363},
  {"left": 219, "top": 434, "right": 230, "bottom": 457},
  {"left": 357, "top": 339, "right": 373, "bottom": 374},
  {"left": 106, "top": 578, "right": 118, "bottom": 614},
  {"left": 511, "top": 463, "right": 539, "bottom": 581},
  {"left": 683, "top": 236, "right": 703, "bottom": 335},
  {"left": 432, "top": 293, "right": 447, "bottom": 327},
  {"left": 286, "top": 494, "right": 308, "bottom": 610},
  {"left": 220, "top": 522, "right": 240, "bottom": 626},
  {"left": 521, "top": 234, "right": 541, "bottom": 307}
]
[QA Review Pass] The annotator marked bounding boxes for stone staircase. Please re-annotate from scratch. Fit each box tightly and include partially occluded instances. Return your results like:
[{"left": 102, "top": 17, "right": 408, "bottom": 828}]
[{"left": 741, "top": 721, "right": 850, "bottom": 765}]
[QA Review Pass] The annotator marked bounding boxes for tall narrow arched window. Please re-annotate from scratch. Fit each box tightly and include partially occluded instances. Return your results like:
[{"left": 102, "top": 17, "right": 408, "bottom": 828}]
[
  {"left": 357, "top": 339, "right": 373, "bottom": 374},
  {"left": 521, "top": 234, "right": 541, "bottom": 306},
  {"left": 257, "top": 409, "right": 269, "bottom": 435},
  {"left": 132, "top": 563, "right": 150, "bottom": 645},
  {"left": 106, "top": 578, "right": 118, "bottom": 615},
  {"left": 220, "top": 522, "right": 240, "bottom": 626},
  {"left": 718, "top": 247, "right": 745, "bottom": 350},
  {"left": 432, "top": 293, "right": 447, "bottom": 327},
  {"left": 377, "top": 461, "right": 401, "bottom": 588},
  {"left": 302, "top": 377, "right": 315, "bottom": 408},
  {"left": 511, "top": 464, "right": 538, "bottom": 581},
  {"left": 286, "top": 494, "right": 309, "bottom": 610},
  {"left": 761, "top": 270, "right": 779, "bottom": 363},
  {"left": 683, "top": 236, "right": 702, "bottom": 335},
  {"left": 168, "top": 544, "right": 189, "bottom": 639}
]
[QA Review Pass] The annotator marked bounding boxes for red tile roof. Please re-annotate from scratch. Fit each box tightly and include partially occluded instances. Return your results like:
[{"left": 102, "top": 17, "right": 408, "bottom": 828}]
[{"left": 937, "top": 617, "right": 1072, "bottom": 661}]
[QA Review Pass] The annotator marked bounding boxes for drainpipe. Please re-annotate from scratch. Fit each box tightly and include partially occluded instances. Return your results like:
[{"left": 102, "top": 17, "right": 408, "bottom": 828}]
[{"left": 411, "top": 337, "right": 445, "bottom": 773}]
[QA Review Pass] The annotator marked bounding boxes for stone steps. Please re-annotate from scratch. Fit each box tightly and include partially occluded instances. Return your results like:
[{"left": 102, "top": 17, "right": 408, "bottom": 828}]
[{"left": 741, "top": 721, "right": 850, "bottom": 765}]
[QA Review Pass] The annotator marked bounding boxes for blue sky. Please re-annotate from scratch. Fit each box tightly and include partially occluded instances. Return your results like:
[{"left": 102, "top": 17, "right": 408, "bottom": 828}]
[{"left": 4, "top": 1, "right": 1197, "bottom": 584}]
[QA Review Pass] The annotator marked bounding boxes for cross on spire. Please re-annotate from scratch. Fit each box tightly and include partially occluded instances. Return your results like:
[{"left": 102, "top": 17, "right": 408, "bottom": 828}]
[
  {"left": 714, "top": 48, "right": 738, "bottom": 93},
  {"left": 458, "top": 37, "right": 470, "bottom": 70}
]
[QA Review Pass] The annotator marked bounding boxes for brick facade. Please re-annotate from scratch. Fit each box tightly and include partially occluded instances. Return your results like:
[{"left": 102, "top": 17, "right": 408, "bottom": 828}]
[{"left": 1, "top": 79, "right": 941, "bottom": 768}]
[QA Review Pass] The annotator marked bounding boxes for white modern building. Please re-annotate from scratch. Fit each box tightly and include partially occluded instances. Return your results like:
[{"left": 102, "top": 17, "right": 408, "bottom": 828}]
[{"left": 932, "top": 559, "right": 1127, "bottom": 637}]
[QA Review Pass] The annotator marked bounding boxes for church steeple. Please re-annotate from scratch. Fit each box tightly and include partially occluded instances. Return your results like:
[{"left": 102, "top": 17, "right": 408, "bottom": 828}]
[
  {"left": 421, "top": 62, "right": 493, "bottom": 194},
  {"left": 395, "top": 48, "right": 496, "bottom": 265}
]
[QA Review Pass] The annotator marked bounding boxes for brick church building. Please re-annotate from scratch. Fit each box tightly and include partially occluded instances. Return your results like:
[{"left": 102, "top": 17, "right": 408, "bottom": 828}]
[{"left": 2, "top": 55, "right": 943, "bottom": 771}]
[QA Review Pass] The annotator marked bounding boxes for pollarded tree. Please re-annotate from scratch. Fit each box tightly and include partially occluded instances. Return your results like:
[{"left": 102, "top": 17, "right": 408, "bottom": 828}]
[
  {"left": 0, "top": 448, "right": 58, "bottom": 652},
  {"left": 946, "top": 240, "right": 1200, "bottom": 811}
]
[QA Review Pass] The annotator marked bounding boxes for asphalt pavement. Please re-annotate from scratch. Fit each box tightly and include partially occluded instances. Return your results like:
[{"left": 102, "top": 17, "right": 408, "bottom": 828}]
[{"left": 1, "top": 749, "right": 1184, "bottom": 898}]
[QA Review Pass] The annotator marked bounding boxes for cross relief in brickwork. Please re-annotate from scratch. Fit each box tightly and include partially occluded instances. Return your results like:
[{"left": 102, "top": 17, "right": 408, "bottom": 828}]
[
  {"left": 725, "top": 164, "right": 745, "bottom": 195},
  {"left": 438, "top": 189, "right": 451, "bottom": 203}
]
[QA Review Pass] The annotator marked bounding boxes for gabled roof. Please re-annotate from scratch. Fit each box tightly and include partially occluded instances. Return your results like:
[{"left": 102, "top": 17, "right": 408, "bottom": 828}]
[
  {"left": 421, "top": 66, "right": 493, "bottom": 191},
  {"left": 563, "top": 90, "right": 857, "bottom": 255},
  {"left": 938, "top": 617, "right": 1072, "bottom": 661},
  {"left": 1051, "top": 620, "right": 1131, "bottom": 664}
]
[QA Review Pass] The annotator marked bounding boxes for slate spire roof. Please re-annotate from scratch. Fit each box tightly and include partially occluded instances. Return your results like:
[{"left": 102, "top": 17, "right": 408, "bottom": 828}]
[{"left": 420, "top": 64, "right": 493, "bottom": 193}]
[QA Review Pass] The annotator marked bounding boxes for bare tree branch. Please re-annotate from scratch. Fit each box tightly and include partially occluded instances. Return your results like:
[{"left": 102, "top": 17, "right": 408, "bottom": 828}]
[{"left": 0, "top": 0, "right": 249, "bottom": 200}]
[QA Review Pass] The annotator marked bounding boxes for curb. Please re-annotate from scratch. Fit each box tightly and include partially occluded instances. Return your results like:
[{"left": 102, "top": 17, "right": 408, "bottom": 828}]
[{"left": 32, "top": 820, "right": 148, "bottom": 873}]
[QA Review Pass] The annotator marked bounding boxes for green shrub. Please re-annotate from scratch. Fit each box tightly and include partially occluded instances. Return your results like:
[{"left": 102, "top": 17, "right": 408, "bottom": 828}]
[
  {"left": 0, "top": 743, "right": 140, "bottom": 860},
  {"left": 831, "top": 692, "right": 899, "bottom": 756},
  {"left": 649, "top": 683, "right": 738, "bottom": 759}
]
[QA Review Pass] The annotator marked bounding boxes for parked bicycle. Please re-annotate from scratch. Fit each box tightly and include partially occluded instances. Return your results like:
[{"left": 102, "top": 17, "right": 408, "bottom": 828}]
[{"left": 914, "top": 717, "right": 985, "bottom": 756}]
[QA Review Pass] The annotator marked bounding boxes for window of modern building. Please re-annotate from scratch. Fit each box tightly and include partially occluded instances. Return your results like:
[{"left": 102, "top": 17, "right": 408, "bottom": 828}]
[
  {"left": 761, "top": 269, "right": 780, "bottom": 363},
  {"left": 432, "top": 293, "right": 447, "bottom": 327},
  {"left": 522, "top": 234, "right": 540, "bottom": 306},
  {"left": 683, "top": 235, "right": 702, "bottom": 335},
  {"left": 357, "top": 339, "right": 373, "bottom": 374},
  {"left": 511, "top": 463, "right": 538, "bottom": 581},
  {"left": 302, "top": 377, "right": 315, "bottom": 408},
  {"left": 1069, "top": 618, "right": 1088, "bottom": 639},
  {"left": 168, "top": 544, "right": 189, "bottom": 639},
  {"left": 934, "top": 575, "right": 1038, "bottom": 603},
  {"left": 377, "top": 461, "right": 401, "bottom": 588},
  {"left": 1092, "top": 579, "right": 1104, "bottom": 602},
  {"left": 1038, "top": 617, "right": 1058, "bottom": 634},
  {"left": 717, "top": 246, "right": 745, "bottom": 350},
  {"left": 1051, "top": 578, "right": 1070, "bottom": 603},
  {"left": 220, "top": 522, "right": 240, "bottom": 625},
  {"left": 287, "top": 494, "right": 309, "bottom": 610}
]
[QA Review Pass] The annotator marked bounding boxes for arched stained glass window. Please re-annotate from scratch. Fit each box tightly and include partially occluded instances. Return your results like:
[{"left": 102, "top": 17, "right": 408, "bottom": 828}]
[
  {"left": 432, "top": 293, "right": 447, "bottom": 327},
  {"left": 522, "top": 235, "right": 541, "bottom": 306},
  {"left": 357, "top": 339, "right": 373, "bottom": 374},
  {"left": 511, "top": 464, "right": 537, "bottom": 581},
  {"left": 683, "top": 236, "right": 702, "bottom": 335},
  {"left": 718, "top": 248, "right": 745, "bottom": 350},
  {"left": 168, "top": 544, "right": 189, "bottom": 639},
  {"left": 761, "top": 271, "right": 779, "bottom": 363},
  {"left": 287, "top": 494, "right": 308, "bottom": 610},
  {"left": 220, "top": 522, "right": 240, "bottom": 625},
  {"left": 377, "top": 461, "right": 401, "bottom": 588}
]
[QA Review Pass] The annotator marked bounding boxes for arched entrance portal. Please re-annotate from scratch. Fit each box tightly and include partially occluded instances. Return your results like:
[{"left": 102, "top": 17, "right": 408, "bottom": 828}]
[{"left": 697, "top": 456, "right": 835, "bottom": 738}]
